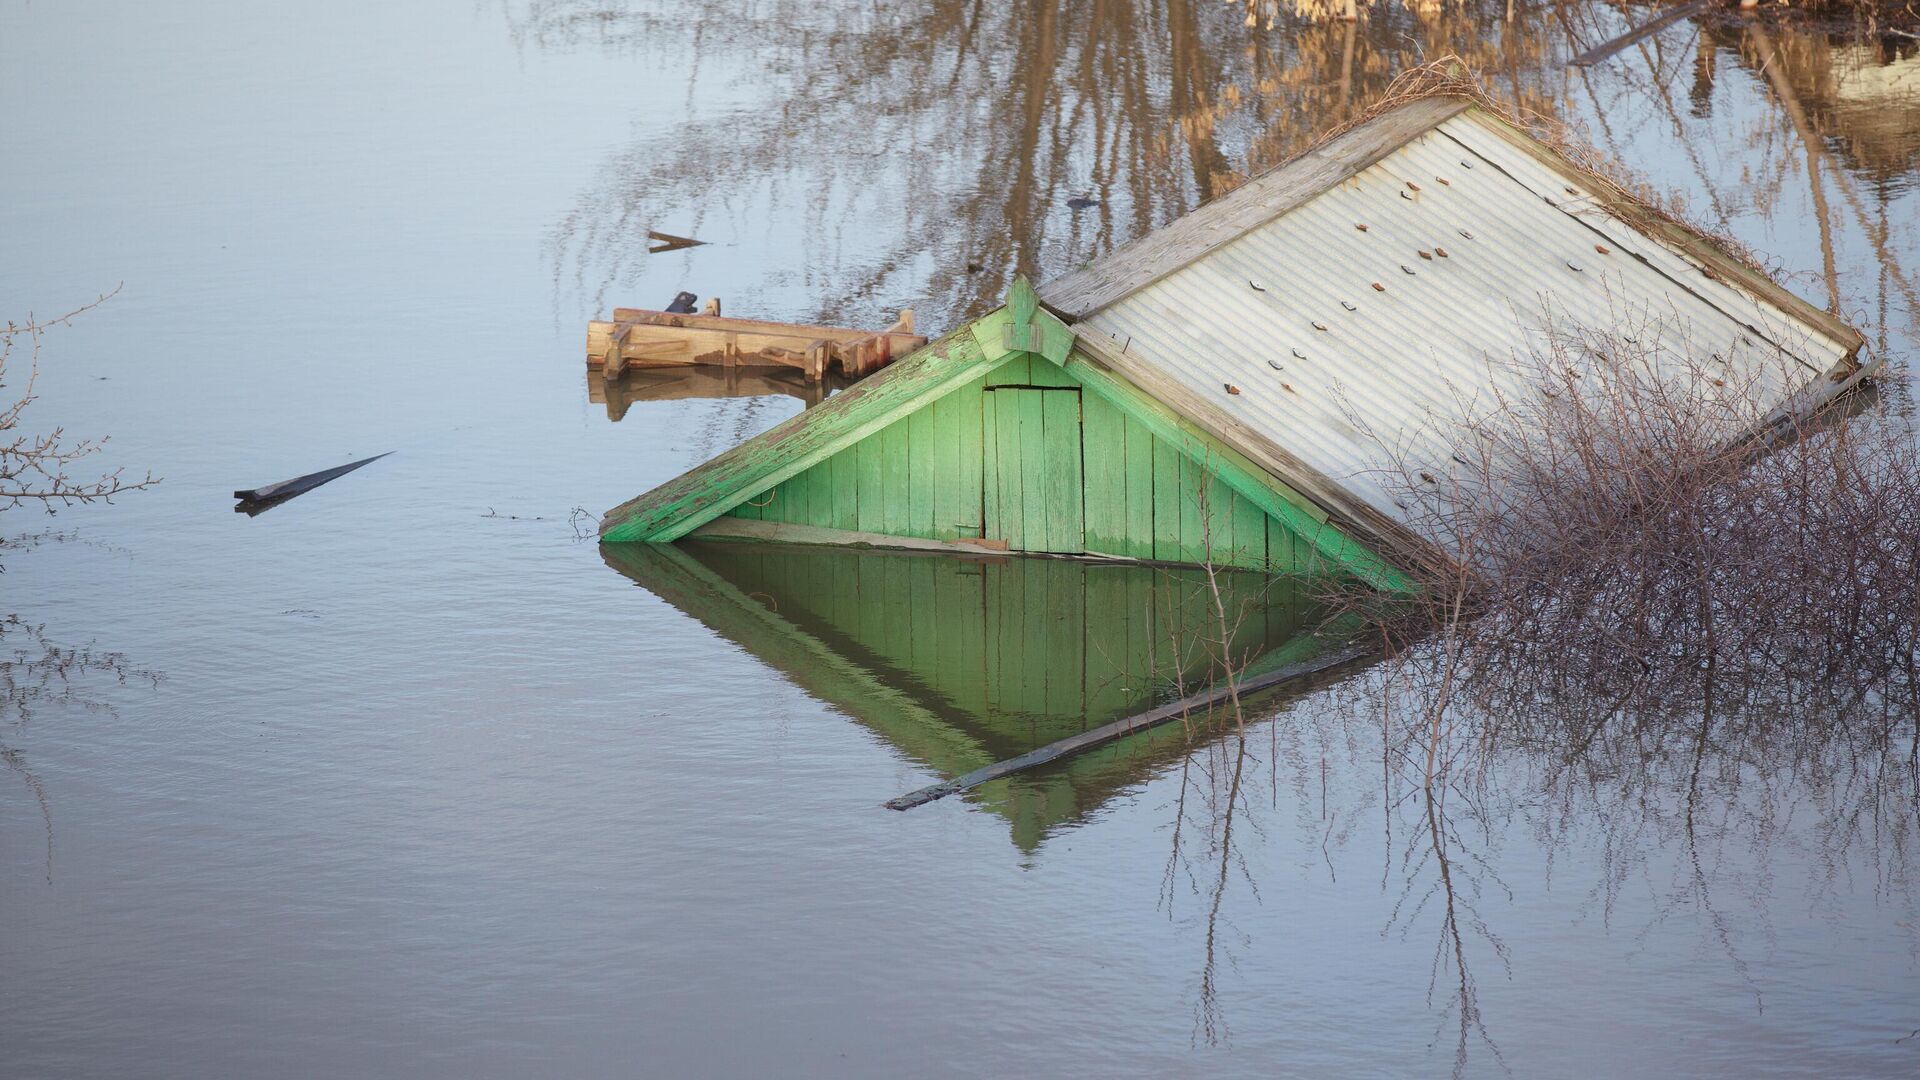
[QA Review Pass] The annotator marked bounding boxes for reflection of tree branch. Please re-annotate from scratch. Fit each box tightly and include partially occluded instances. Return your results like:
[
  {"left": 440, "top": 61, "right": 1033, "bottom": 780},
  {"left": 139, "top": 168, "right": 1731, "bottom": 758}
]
[{"left": 1, "top": 613, "right": 163, "bottom": 886}]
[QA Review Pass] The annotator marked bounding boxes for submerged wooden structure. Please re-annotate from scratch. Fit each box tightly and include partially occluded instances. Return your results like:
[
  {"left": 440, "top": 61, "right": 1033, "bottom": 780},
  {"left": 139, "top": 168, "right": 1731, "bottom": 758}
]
[
  {"left": 599, "top": 94, "right": 1867, "bottom": 590},
  {"left": 587, "top": 307, "right": 923, "bottom": 381}
]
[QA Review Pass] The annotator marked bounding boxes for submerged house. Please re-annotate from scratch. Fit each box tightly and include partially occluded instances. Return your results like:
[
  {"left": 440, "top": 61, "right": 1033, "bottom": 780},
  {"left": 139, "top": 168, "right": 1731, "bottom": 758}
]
[{"left": 599, "top": 95, "right": 1866, "bottom": 588}]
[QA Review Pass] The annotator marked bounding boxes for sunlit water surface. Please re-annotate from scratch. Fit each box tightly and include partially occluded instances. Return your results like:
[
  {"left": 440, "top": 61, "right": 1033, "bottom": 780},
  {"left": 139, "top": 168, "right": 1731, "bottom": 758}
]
[{"left": 3, "top": 1, "right": 1917, "bottom": 1076}]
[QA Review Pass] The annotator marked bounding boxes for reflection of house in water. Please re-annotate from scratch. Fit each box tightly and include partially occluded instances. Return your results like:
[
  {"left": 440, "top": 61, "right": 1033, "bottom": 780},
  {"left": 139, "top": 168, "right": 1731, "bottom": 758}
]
[
  {"left": 590, "top": 367, "right": 850, "bottom": 422},
  {"left": 1726, "top": 27, "right": 1920, "bottom": 181},
  {"left": 605, "top": 541, "right": 1329, "bottom": 850}
]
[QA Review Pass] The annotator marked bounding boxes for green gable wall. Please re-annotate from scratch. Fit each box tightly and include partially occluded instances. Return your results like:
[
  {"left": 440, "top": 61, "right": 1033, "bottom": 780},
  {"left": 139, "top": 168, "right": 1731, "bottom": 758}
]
[{"left": 722, "top": 347, "right": 1324, "bottom": 573}]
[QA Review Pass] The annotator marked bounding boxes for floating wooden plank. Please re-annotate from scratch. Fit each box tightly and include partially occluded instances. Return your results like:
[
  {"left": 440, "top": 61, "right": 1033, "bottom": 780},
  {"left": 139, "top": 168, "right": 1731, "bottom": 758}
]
[
  {"left": 234, "top": 452, "right": 392, "bottom": 512},
  {"left": 883, "top": 638, "right": 1376, "bottom": 810},
  {"left": 586, "top": 308, "right": 923, "bottom": 381}
]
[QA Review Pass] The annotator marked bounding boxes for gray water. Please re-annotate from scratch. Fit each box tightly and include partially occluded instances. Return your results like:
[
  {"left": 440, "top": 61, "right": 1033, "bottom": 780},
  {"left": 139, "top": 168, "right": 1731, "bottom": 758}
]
[{"left": 4, "top": 2, "right": 1918, "bottom": 1076}]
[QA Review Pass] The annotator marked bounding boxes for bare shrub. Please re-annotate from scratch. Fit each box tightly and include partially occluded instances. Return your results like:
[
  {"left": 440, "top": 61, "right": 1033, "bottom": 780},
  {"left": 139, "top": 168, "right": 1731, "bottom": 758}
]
[
  {"left": 2, "top": 288, "right": 155, "bottom": 526},
  {"left": 1330, "top": 315, "right": 1920, "bottom": 777}
]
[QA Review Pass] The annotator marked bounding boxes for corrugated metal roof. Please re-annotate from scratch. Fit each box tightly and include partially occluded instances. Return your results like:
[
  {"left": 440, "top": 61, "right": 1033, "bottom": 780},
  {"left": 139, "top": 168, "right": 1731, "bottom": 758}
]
[{"left": 1074, "top": 109, "right": 1860, "bottom": 540}]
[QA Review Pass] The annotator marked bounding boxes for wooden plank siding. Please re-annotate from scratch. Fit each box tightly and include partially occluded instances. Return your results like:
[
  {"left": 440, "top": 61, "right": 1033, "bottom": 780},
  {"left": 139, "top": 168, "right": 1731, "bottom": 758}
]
[{"left": 716, "top": 349, "right": 1334, "bottom": 573}]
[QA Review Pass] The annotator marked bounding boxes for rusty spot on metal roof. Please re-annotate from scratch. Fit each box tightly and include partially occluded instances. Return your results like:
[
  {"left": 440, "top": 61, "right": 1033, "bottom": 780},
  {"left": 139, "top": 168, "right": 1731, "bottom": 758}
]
[
  {"left": 1225, "top": 383, "right": 1241, "bottom": 395},
  {"left": 1371, "top": 282, "right": 1386, "bottom": 292},
  {"left": 1435, "top": 247, "right": 1449, "bottom": 258},
  {"left": 1418, "top": 250, "right": 1433, "bottom": 260},
  {"left": 1282, "top": 383, "right": 1297, "bottom": 394},
  {"left": 1595, "top": 244, "right": 1612, "bottom": 255},
  {"left": 1436, "top": 177, "right": 1451, "bottom": 186},
  {"left": 1406, "top": 181, "right": 1422, "bottom": 192},
  {"left": 1355, "top": 222, "right": 1370, "bottom": 232}
]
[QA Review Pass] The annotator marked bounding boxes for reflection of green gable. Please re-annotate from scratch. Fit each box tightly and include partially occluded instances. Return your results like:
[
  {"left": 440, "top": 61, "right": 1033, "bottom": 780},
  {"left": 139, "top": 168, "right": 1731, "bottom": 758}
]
[
  {"left": 607, "top": 542, "right": 1335, "bottom": 852},
  {"left": 602, "top": 279, "right": 1405, "bottom": 593}
]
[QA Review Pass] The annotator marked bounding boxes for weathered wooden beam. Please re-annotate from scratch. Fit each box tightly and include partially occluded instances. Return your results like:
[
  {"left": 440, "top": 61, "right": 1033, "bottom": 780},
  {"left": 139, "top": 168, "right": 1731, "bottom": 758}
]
[
  {"left": 586, "top": 309, "right": 925, "bottom": 378},
  {"left": 884, "top": 637, "right": 1375, "bottom": 810},
  {"left": 1039, "top": 97, "right": 1472, "bottom": 318}
]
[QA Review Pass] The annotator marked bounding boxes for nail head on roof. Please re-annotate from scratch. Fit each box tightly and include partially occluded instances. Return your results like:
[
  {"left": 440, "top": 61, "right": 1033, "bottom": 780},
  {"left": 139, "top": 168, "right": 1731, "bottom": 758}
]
[
  {"left": 1402, "top": 264, "right": 1417, "bottom": 274},
  {"left": 1249, "top": 279, "right": 1267, "bottom": 291},
  {"left": 1292, "top": 348, "right": 1307, "bottom": 359},
  {"left": 1459, "top": 229, "right": 1474, "bottom": 239},
  {"left": 1355, "top": 222, "right": 1370, "bottom": 232},
  {"left": 1312, "top": 320, "right": 1330, "bottom": 330},
  {"left": 1341, "top": 300, "right": 1357, "bottom": 311},
  {"left": 1268, "top": 358, "right": 1285, "bottom": 370}
]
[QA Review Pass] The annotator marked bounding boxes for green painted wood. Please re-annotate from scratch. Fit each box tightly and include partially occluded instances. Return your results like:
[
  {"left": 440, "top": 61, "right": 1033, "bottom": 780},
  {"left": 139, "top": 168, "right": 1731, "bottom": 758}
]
[
  {"left": 1178, "top": 454, "right": 1204, "bottom": 565},
  {"left": 1121, "top": 413, "right": 1155, "bottom": 560},
  {"left": 907, "top": 405, "right": 935, "bottom": 538},
  {"left": 881, "top": 417, "right": 911, "bottom": 533},
  {"left": 1041, "top": 390, "right": 1085, "bottom": 554},
  {"left": 1017, "top": 391, "right": 1047, "bottom": 549},
  {"left": 1062, "top": 347, "right": 1411, "bottom": 593},
  {"left": 982, "top": 389, "right": 1004, "bottom": 545},
  {"left": 827, "top": 446, "right": 857, "bottom": 531},
  {"left": 953, "top": 380, "right": 984, "bottom": 538},
  {"left": 1080, "top": 390, "right": 1126, "bottom": 553},
  {"left": 984, "top": 353, "right": 1031, "bottom": 387},
  {"left": 1152, "top": 435, "right": 1180, "bottom": 562},
  {"left": 601, "top": 321, "right": 1004, "bottom": 542},
  {"left": 1230, "top": 485, "right": 1268, "bottom": 570}
]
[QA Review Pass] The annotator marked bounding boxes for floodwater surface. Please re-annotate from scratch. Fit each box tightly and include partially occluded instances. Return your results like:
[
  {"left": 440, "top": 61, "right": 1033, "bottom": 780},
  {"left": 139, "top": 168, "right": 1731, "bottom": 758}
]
[{"left": 3, "top": 2, "right": 1918, "bottom": 1077}]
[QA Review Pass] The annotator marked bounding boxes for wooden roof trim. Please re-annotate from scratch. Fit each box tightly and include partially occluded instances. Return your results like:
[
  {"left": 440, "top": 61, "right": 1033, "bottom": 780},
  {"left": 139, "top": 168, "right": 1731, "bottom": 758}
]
[{"left": 1039, "top": 96, "right": 1473, "bottom": 320}]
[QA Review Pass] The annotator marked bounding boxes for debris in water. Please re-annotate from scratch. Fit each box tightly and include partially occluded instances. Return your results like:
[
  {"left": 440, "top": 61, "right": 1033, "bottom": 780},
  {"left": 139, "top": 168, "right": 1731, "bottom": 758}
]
[
  {"left": 234, "top": 453, "right": 392, "bottom": 514},
  {"left": 646, "top": 230, "right": 704, "bottom": 254}
]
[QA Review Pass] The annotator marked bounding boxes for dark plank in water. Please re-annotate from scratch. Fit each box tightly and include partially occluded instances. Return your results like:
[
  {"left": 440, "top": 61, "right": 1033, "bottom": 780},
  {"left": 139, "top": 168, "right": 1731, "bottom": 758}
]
[
  {"left": 234, "top": 452, "right": 392, "bottom": 510},
  {"left": 883, "top": 640, "right": 1375, "bottom": 810}
]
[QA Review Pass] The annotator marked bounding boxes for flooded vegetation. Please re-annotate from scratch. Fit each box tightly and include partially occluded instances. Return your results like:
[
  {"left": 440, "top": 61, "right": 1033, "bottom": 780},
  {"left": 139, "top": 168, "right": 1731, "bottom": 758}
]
[{"left": 4, "top": 0, "right": 1918, "bottom": 1076}]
